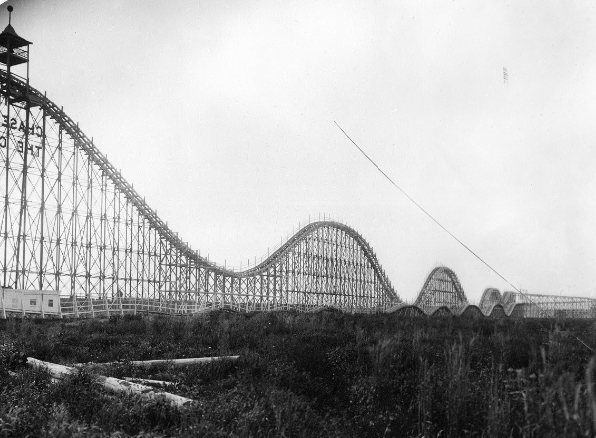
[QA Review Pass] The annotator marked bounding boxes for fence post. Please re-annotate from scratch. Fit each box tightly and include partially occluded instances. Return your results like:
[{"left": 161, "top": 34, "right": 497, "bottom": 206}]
[
  {"left": 40, "top": 293, "right": 45, "bottom": 318},
  {"left": 105, "top": 297, "right": 109, "bottom": 317},
  {"left": 73, "top": 294, "right": 79, "bottom": 318},
  {"left": 0, "top": 288, "right": 5, "bottom": 319}
]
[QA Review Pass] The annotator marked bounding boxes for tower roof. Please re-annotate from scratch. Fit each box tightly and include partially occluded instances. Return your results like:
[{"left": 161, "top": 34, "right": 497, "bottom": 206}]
[{"left": 0, "top": 23, "right": 31, "bottom": 48}]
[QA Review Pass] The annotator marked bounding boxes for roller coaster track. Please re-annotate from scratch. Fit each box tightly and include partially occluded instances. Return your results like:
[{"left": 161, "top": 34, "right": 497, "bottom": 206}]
[
  {"left": 414, "top": 266, "right": 467, "bottom": 313},
  {"left": 0, "top": 70, "right": 400, "bottom": 316},
  {"left": 0, "top": 71, "right": 593, "bottom": 320},
  {"left": 0, "top": 69, "right": 208, "bottom": 270},
  {"left": 385, "top": 267, "right": 596, "bottom": 319}
]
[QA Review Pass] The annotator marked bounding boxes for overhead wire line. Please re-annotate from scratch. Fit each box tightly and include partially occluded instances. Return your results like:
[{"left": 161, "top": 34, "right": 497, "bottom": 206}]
[{"left": 334, "top": 121, "right": 594, "bottom": 353}]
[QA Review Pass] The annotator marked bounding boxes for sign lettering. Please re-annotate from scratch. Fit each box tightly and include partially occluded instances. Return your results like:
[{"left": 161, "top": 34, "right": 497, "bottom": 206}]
[
  {"left": 1, "top": 115, "right": 44, "bottom": 139},
  {"left": 0, "top": 136, "right": 43, "bottom": 157}
]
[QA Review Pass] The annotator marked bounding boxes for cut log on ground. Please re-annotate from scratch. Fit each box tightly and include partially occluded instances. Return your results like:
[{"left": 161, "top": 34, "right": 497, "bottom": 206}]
[
  {"left": 75, "top": 355, "right": 239, "bottom": 368},
  {"left": 27, "top": 357, "right": 194, "bottom": 407},
  {"left": 128, "top": 355, "right": 240, "bottom": 367},
  {"left": 124, "top": 377, "right": 176, "bottom": 387}
]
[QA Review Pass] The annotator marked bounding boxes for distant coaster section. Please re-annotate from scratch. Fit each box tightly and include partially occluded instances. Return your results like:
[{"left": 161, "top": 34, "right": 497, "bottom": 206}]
[
  {"left": 383, "top": 267, "right": 596, "bottom": 319},
  {"left": 413, "top": 266, "right": 467, "bottom": 314}
]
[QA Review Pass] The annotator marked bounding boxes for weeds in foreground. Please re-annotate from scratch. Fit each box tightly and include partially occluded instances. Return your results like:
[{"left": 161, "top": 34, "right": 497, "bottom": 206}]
[{"left": 1, "top": 313, "right": 596, "bottom": 437}]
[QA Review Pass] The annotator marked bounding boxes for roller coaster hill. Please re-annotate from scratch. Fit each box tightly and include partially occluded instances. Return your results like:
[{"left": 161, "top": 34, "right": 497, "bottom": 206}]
[{"left": 0, "top": 10, "right": 593, "bottom": 320}]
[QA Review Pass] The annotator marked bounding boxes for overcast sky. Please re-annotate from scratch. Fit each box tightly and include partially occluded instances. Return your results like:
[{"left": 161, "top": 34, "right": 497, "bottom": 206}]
[{"left": 1, "top": 0, "right": 595, "bottom": 302}]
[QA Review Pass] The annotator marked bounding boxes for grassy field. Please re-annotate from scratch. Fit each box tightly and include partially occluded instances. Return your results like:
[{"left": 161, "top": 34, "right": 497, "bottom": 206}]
[{"left": 2, "top": 312, "right": 596, "bottom": 437}]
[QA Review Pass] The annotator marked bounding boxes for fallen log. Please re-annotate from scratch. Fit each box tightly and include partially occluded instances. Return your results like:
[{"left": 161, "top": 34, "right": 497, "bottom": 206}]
[
  {"left": 75, "top": 355, "right": 239, "bottom": 368},
  {"left": 124, "top": 377, "right": 176, "bottom": 387},
  {"left": 27, "top": 357, "right": 194, "bottom": 407},
  {"left": 127, "top": 355, "right": 240, "bottom": 368}
]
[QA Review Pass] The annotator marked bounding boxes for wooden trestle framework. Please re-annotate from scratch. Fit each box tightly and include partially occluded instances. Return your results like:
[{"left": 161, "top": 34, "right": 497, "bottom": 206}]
[
  {"left": 414, "top": 267, "right": 467, "bottom": 313},
  {"left": 0, "top": 69, "right": 593, "bottom": 319},
  {"left": 400, "top": 267, "right": 596, "bottom": 319},
  {"left": 0, "top": 69, "right": 400, "bottom": 316}
]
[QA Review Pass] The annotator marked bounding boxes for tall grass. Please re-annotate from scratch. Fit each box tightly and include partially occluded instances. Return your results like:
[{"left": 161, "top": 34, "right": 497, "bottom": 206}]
[{"left": 1, "top": 313, "right": 596, "bottom": 436}]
